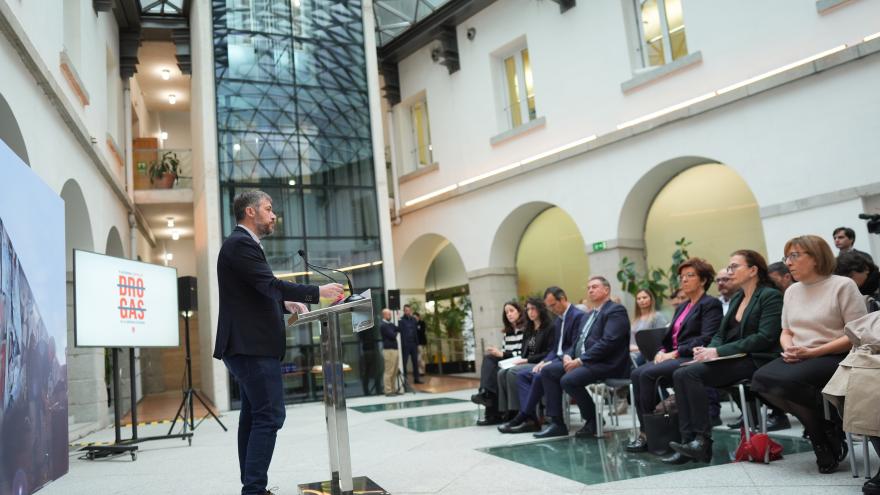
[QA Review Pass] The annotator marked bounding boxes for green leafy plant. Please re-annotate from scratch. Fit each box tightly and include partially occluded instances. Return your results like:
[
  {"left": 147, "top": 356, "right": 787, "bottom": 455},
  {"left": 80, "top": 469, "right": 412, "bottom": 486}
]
[
  {"left": 148, "top": 151, "right": 180, "bottom": 185},
  {"left": 616, "top": 237, "right": 691, "bottom": 307}
]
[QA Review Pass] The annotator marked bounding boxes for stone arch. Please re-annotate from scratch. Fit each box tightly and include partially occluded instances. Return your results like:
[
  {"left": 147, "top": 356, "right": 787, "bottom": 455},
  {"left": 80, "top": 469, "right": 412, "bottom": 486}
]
[
  {"left": 397, "top": 233, "right": 460, "bottom": 292},
  {"left": 105, "top": 226, "right": 125, "bottom": 258},
  {"left": 617, "top": 156, "right": 720, "bottom": 241},
  {"left": 61, "top": 179, "right": 94, "bottom": 268},
  {"left": 0, "top": 92, "right": 29, "bottom": 165},
  {"left": 488, "top": 201, "right": 555, "bottom": 268}
]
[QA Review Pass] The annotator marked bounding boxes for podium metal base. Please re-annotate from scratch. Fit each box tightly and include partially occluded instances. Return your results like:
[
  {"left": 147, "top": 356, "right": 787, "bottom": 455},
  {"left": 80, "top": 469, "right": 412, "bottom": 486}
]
[{"left": 298, "top": 475, "right": 389, "bottom": 495}]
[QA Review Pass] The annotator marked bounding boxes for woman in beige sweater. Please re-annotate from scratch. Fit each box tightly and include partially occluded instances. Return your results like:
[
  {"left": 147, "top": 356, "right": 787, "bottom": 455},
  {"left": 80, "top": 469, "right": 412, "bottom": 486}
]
[{"left": 751, "top": 235, "right": 867, "bottom": 474}]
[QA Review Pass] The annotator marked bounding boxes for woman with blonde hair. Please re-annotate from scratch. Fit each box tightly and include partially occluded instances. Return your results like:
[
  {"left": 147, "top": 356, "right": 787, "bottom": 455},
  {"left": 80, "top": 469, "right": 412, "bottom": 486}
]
[{"left": 630, "top": 288, "right": 668, "bottom": 365}]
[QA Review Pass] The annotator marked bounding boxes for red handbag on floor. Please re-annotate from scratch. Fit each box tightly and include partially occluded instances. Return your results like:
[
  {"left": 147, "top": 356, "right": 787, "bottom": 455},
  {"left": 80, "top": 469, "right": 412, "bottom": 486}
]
[{"left": 734, "top": 427, "right": 784, "bottom": 462}]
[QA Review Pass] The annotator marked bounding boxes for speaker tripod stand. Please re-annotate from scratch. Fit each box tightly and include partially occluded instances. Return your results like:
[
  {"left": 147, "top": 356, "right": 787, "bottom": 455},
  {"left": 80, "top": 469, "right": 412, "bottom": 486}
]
[{"left": 168, "top": 311, "right": 227, "bottom": 439}]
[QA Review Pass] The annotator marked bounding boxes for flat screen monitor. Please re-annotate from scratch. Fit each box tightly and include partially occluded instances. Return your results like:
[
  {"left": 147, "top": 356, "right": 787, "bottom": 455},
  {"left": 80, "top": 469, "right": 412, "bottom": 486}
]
[{"left": 73, "top": 249, "right": 180, "bottom": 348}]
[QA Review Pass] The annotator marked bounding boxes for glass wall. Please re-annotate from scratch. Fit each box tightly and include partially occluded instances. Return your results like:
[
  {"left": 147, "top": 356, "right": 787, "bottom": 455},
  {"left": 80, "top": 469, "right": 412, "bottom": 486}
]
[{"left": 212, "top": 0, "right": 385, "bottom": 406}]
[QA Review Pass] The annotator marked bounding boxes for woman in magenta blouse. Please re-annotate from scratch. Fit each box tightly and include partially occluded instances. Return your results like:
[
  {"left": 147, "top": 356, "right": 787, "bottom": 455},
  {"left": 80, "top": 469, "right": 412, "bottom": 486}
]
[{"left": 626, "top": 258, "right": 723, "bottom": 457}]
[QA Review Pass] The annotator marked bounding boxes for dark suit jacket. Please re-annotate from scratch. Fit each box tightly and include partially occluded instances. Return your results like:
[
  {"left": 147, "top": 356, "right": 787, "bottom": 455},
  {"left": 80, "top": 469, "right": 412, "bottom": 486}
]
[
  {"left": 662, "top": 294, "right": 722, "bottom": 358},
  {"left": 523, "top": 320, "right": 554, "bottom": 363},
  {"left": 709, "top": 285, "right": 783, "bottom": 365},
  {"left": 213, "top": 226, "right": 319, "bottom": 360},
  {"left": 380, "top": 320, "right": 399, "bottom": 349},
  {"left": 541, "top": 304, "right": 586, "bottom": 362},
  {"left": 572, "top": 300, "right": 631, "bottom": 379},
  {"left": 398, "top": 315, "right": 419, "bottom": 348}
]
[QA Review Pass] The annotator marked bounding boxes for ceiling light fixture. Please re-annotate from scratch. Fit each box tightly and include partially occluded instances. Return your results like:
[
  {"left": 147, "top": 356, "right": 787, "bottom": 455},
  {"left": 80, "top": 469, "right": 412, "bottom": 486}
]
[
  {"left": 160, "top": 131, "right": 168, "bottom": 140},
  {"left": 161, "top": 69, "right": 171, "bottom": 80},
  {"left": 167, "top": 217, "right": 175, "bottom": 228},
  {"left": 288, "top": 179, "right": 296, "bottom": 186},
  {"left": 168, "top": 94, "right": 177, "bottom": 105},
  {"left": 165, "top": 253, "right": 174, "bottom": 261},
  {"left": 233, "top": 143, "right": 241, "bottom": 152},
  {"left": 171, "top": 229, "right": 180, "bottom": 241}
]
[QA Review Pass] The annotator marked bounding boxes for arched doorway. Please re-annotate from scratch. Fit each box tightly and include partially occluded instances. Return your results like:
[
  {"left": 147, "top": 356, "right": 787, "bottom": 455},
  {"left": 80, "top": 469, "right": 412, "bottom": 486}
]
[
  {"left": 644, "top": 163, "right": 766, "bottom": 297},
  {"left": 60, "top": 180, "right": 107, "bottom": 426},
  {"left": 105, "top": 227, "right": 125, "bottom": 258},
  {"left": 0, "top": 93, "right": 29, "bottom": 166}
]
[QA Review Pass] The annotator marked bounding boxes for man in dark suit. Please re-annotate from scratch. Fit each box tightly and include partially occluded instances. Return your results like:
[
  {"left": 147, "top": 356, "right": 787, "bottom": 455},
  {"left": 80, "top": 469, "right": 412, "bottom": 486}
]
[
  {"left": 538, "top": 276, "right": 631, "bottom": 438},
  {"left": 499, "top": 287, "right": 584, "bottom": 435},
  {"left": 398, "top": 304, "right": 422, "bottom": 384},
  {"left": 214, "top": 190, "right": 343, "bottom": 495}
]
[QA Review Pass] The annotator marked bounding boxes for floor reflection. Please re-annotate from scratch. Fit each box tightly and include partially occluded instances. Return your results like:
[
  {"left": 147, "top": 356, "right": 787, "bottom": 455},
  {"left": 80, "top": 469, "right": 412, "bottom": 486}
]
[
  {"left": 480, "top": 429, "right": 812, "bottom": 485},
  {"left": 386, "top": 410, "right": 480, "bottom": 432},
  {"left": 351, "top": 397, "right": 466, "bottom": 413}
]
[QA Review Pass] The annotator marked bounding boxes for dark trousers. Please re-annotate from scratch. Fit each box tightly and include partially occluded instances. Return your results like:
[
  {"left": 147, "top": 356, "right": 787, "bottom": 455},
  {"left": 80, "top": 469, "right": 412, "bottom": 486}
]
[
  {"left": 751, "top": 355, "right": 846, "bottom": 442},
  {"left": 631, "top": 358, "right": 687, "bottom": 432},
  {"left": 541, "top": 361, "right": 607, "bottom": 423},
  {"left": 223, "top": 355, "right": 286, "bottom": 495},
  {"left": 516, "top": 368, "right": 545, "bottom": 419},
  {"left": 479, "top": 354, "right": 501, "bottom": 395},
  {"left": 401, "top": 344, "right": 420, "bottom": 382},
  {"left": 359, "top": 348, "right": 380, "bottom": 396},
  {"left": 673, "top": 357, "right": 758, "bottom": 440}
]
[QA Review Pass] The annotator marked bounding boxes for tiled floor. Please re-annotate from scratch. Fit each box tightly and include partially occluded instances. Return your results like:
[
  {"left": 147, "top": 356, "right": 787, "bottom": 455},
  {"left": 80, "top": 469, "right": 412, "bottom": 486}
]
[
  {"left": 120, "top": 390, "right": 220, "bottom": 425},
  {"left": 46, "top": 388, "right": 877, "bottom": 495},
  {"left": 350, "top": 397, "right": 465, "bottom": 413},
  {"left": 386, "top": 409, "right": 480, "bottom": 432}
]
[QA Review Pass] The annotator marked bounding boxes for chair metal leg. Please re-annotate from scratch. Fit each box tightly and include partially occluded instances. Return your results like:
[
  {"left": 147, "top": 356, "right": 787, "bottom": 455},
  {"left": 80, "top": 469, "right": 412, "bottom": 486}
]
[
  {"left": 848, "top": 433, "right": 858, "bottom": 478},
  {"left": 594, "top": 386, "right": 603, "bottom": 437},
  {"left": 738, "top": 383, "right": 752, "bottom": 461},
  {"left": 863, "top": 436, "right": 871, "bottom": 480},
  {"left": 629, "top": 383, "right": 638, "bottom": 441},
  {"left": 760, "top": 402, "right": 769, "bottom": 464}
]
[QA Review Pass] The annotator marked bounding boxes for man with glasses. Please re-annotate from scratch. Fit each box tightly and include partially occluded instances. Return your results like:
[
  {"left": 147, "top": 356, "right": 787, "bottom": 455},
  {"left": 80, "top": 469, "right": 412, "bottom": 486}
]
[{"left": 715, "top": 270, "right": 735, "bottom": 316}]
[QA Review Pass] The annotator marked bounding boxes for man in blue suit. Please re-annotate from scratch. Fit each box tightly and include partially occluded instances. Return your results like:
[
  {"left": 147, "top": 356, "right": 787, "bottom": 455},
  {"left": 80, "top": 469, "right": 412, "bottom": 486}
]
[
  {"left": 538, "top": 276, "right": 631, "bottom": 438},
  {"left": 498, "top": 286, "right": 585, "bottom": 435},
  {"left": 214, "top": 190, "right": 344, "bottom": 495}
]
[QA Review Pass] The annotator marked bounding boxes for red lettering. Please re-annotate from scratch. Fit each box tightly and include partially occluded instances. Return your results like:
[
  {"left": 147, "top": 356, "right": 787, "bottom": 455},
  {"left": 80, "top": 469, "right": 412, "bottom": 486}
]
[
  {"left": 135, "top": 278, "right": 145, "bottom": 298},
  {"left": 136, "top": 299, "right": 145, "bottom": 320},
  {"left": 118, "top": 276, "right": 127, "bottom": 296},
  {"left": 119, "top": 298, "right": 128, "bottom": 318}
]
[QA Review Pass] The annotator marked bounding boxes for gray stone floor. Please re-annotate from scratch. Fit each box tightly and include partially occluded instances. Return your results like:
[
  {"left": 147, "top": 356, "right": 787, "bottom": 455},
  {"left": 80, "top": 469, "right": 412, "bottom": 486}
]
[{"left": 43, "top": 389, "right": 877, "bottom": 494}]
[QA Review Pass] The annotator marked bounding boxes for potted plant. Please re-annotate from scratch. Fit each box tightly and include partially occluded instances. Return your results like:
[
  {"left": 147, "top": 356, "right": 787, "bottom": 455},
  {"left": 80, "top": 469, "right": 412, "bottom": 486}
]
[{"left": 148, "top": 151, "right": 180, "bottom": 189}]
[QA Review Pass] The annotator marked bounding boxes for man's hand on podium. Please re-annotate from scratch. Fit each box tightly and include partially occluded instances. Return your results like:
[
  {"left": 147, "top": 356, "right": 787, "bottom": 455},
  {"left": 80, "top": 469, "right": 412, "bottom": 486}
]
[
  {"left": 284, "top": 301, "right": 309, "bottom": 315},
  {"left": 319, "top": 283, "right": 345, "bottom": 302}
]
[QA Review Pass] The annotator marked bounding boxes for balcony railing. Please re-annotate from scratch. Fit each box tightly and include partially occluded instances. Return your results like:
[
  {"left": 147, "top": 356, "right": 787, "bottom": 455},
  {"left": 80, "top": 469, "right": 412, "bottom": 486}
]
[{"left": 133, "top": 148, "right": 193, "bottom": 191}]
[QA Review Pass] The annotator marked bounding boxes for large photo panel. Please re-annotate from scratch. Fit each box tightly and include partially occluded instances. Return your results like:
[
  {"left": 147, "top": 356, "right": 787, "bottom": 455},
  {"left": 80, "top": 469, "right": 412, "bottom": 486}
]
[{"left": 0, "top": 140, "right": 67, "bottom": 494}]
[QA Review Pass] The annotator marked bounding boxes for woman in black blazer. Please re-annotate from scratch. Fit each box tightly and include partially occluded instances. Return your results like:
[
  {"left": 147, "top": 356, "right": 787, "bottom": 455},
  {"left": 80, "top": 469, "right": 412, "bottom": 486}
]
[
  {"left": 666, "top": 250, "right": 783, "bottom": 464},
  {"left": 627, "top": 257, "right": 723, "bottom": 454}
]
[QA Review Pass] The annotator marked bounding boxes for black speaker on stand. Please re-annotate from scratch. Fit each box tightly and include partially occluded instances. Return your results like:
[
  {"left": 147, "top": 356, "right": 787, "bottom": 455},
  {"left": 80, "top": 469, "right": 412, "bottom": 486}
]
[
  {"left": 168, "top": 276, "right": 227, "bottom": 438},
  {"left": 387, "top": 289, "right": 400, "bottom": 311}
]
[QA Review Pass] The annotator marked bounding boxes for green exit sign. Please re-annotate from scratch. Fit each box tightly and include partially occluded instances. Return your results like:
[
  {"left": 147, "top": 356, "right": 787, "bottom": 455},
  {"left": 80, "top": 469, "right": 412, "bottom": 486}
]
[{"left": 592, "top": 241, "right": 606, "bottom": 252}]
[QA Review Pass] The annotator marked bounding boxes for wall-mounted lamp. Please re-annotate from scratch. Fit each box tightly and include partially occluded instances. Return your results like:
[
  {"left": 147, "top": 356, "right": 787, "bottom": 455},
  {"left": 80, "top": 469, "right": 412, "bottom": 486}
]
[
  {"left": 160, "top": 131, "right": 168, "bottom": 140},
  {"left": 161, "top": 69, "right": 171, "bottom": 80},
  {"left": 165, "top": 253, "right": 174, "bottom": 261},
  {"left": 168, "top": 94, "right": 177, "bottom": 105},
  {"left": 171, "top": 229, "right": 180, "bottom": 241},
  {"left": 167, "top": 217, "right": 175, "bottom": 228}
]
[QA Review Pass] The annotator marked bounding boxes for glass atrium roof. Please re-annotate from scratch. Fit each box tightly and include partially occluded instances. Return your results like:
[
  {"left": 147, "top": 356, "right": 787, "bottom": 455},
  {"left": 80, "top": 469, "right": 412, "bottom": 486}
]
[
  {"left": 139, "top": 0, "right": 185, "bottom": 15},
  {"left": 375, "top": 0, "right": 451, "bottom": 46}
]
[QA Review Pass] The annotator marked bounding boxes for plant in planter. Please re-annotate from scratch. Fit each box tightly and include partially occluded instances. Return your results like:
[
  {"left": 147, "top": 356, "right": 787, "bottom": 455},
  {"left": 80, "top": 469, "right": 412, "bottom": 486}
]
[{"left": 148, "top": 151, "right": 180, "bottom": 189}]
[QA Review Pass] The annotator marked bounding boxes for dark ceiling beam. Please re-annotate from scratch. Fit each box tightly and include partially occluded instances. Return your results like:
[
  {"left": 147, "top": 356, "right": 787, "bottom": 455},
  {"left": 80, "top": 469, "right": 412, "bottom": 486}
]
[
  {"left": 377, "top": 0, "right": 497, "bottom": 64},
  {"left": 119, "top": 30, "right": 141, "bottom": 79},
  {"left": 140, "top": 14, "right": 188, "bottom": 30},
  {"left": 94, "top": 0, "right": 114, "bottom": 13},
  {"left": 549, "top": 0, "right": 576, "bottom": 14},
  {"left": 112, "top": 0, "right": 142, "bottom": 29}
]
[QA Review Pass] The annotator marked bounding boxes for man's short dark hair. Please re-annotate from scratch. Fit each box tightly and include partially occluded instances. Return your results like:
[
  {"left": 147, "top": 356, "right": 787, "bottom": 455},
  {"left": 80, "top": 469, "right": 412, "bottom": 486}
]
[
  {"left": 767, "top": 262, "right": 790, "bottom": 276},
  {"left": 588, "top": 276, "right": 611, "bottom": 289},
  {"left": 833, "top": 227, "right": 856, "bottom": 243},
  {"left": 233, "top": 190, "right": 271, "bottom": 222},
  {"left": 834, "top": 251, "right": 874, "bottom": 276},
  {"left": 403, "top": 304, "right": 412, "bottom": 309},
  {"left": 543, "top": 286, "right": 566, "bottom": 300}
]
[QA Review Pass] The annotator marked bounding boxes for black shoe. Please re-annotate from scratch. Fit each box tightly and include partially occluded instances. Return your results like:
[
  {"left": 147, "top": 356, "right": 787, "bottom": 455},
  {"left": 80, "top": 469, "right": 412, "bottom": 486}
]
[
  {"left": 626, "top": 433, "right": 648, "bottom": 453},
  {"left": 710, "top": 416, "right": 723, "bottom": 428},
  {"left": 766, "top": 414, "right": 791, "bottom": 432},
  {"left": 470, "top": 392, "right": 492, "bottom": 407},
  {"left": 727, "top": 415, "right": 743, "bottom": 430},
  {"left": 477, "top": 414, "right": 503, "bottom": 426},
  {"left": 670, "top": 437, "right": 713, "bottom": 463},
  {"left": 502, "top": 410, "right": 517, "bottom": 423},
  {"left": 824, "top": 422, "right": 848, "bottom": 462},
  {"left": 660, "top": 451, "right": 692, "bottom": 464},
  {"left": 863, "top": 472, "right": 880, "bottom": 495},
  {"left": 501, "top": 418, "right": 540, "bottom": 434},
  {"left": 811, "top": 438, "right": 839, "bottom": 474},
  {"left": 498, "top": 415, "right": 524, "bottom": 433},
  {"left": 574, "top": 422, "right": 597, "bottom": 438},
  {"left": 533, "top": 421, "right": 569, "bottom": 439}
]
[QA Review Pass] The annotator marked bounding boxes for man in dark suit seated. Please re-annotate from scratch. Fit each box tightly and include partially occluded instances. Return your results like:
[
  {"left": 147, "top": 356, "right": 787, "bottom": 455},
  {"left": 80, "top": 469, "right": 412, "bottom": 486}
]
[
  {"left": 214, "top": 190, "right": 344, "bottom": 495},
  {"left": 499, "top": 286, "right": 584, "bottom": 435},
  {"left": 538, "top": 276, "right": 631, "bottom": 438}
]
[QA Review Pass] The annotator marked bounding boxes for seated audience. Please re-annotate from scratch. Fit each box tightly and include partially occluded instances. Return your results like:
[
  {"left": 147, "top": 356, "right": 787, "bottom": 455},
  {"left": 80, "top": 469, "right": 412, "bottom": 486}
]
[
  {"left": 665, "top": 250, "right": 783, "bottom": 464},
  {"left": 627, "top": 258, "right": 722, "bottom": 454},
  {"left": 669, "top": 287, "right": 687, "bottom": 310},
  {"left": 495, "top": 298, "right": 554, "bottom": 423},
  {"left": 499, "top": 287, "right": 585, "bottom": 434},
  {"left": 472, "top": 301, "right": 526, "bottom": 425},
  {"left": 716, "top": 269, "right": 735, "bottom": 315},
  {"left": 630, "top": 289, "right": 668, "bottom": 366},
  {"left": 767, "top": 261, "right": 794, "bottom": 293},
  {"left": 534, "top": 276, "right": 631, "bottom": 438},
  {"left": 833, "top": 226, "right": 873, "bottom": 262},
  {"left": 835, "top": 251, "right": 880, "bottom": 311},
  {"left": 751, "top": 235, "right": 867, "bottom": 474}
]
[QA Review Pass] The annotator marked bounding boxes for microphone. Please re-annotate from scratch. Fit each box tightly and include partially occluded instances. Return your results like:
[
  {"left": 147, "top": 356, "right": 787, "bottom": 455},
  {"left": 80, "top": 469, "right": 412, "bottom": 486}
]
[{"left": 297, "top": 250, "right": 364, "bottom": 302}]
